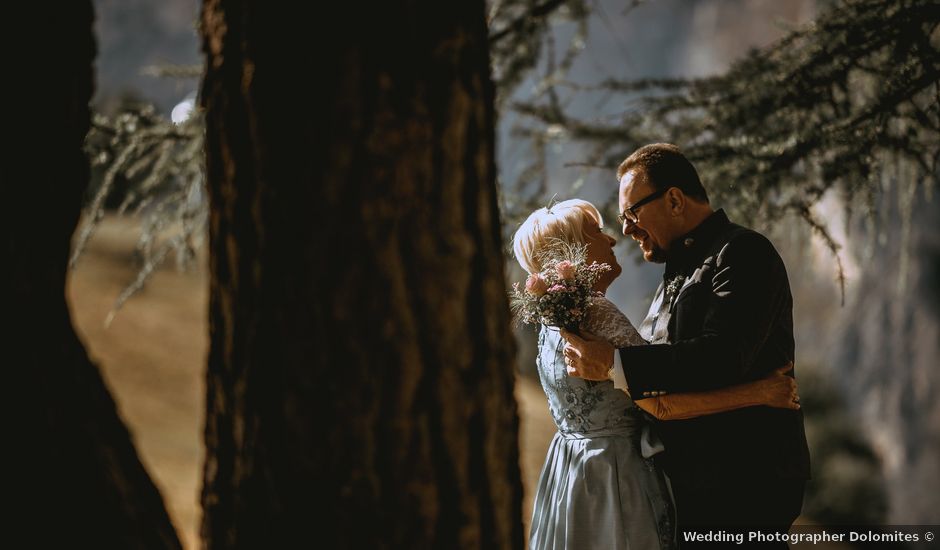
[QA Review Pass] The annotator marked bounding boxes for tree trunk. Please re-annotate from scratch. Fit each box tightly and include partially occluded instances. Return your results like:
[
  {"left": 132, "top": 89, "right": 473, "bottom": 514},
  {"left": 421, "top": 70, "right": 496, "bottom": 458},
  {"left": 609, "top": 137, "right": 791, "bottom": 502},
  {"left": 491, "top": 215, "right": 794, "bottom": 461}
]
[
  {"left": 3, "top": 3, "right": 182, "bottom": 549},
  {"left": 199, "top": 1, "right": 522, "bottom": 548}
]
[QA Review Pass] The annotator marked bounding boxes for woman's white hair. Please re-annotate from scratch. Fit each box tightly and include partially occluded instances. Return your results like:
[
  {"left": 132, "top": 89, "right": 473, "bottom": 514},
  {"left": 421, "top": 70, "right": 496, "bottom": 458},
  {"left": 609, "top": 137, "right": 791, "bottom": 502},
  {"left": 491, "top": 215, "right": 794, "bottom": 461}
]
[{"left": 512, "top": 198, "right": 604, "bottom": 274}]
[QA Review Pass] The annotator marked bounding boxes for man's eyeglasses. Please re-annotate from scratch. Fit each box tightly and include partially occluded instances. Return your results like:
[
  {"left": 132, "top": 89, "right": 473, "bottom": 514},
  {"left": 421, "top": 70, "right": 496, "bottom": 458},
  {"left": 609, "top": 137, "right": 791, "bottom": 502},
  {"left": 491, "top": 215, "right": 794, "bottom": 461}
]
[{"left": 617, "top": 188, "right": 669, "bottom": 226}]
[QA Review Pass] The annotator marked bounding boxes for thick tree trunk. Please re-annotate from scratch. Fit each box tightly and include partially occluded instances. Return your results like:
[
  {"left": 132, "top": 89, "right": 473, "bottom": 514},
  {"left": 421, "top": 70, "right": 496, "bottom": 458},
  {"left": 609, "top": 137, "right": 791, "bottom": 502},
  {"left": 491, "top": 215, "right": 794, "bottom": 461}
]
[
  {"left": 199, "top": 1, "right": 522, "bottom": 548},
  {"left": 3, "top": 3, "right": 182, "bottom": 549}
]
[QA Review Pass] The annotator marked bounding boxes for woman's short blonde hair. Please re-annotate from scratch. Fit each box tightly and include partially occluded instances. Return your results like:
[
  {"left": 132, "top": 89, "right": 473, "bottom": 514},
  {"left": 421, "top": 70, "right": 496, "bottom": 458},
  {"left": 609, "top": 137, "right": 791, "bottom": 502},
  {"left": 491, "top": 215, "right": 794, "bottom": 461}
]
[{"left": 512, "top": 198, "right": 604, "bottom": 274}]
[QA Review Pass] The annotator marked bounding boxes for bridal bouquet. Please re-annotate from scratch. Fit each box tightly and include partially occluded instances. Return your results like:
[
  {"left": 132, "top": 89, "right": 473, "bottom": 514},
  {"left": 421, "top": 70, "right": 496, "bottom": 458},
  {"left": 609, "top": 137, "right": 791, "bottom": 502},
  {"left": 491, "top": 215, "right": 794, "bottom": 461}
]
[{"left": 510, "top": 241, "right": 611, "bottom": 331}]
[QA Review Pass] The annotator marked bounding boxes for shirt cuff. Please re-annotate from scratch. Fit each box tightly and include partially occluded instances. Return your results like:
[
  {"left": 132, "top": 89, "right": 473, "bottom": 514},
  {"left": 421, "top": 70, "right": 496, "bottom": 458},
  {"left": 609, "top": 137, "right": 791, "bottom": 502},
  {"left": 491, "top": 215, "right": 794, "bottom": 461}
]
[{"left": 611, "top": 347, "right": 629, "bottom": 392}]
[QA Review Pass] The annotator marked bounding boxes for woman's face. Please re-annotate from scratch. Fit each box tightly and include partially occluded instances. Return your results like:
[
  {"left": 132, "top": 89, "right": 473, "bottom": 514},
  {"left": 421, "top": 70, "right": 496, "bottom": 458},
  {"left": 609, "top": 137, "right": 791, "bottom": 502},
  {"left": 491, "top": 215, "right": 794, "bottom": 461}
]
[{"left": 582, "top": 214, "right": 622, "bottom": 293}]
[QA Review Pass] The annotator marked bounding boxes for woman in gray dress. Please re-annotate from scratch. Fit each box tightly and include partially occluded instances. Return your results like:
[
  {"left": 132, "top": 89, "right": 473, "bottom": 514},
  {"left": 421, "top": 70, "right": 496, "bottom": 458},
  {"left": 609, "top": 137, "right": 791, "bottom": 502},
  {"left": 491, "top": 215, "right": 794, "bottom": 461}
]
[{"left": 512, "top": 199, "right": 799, "bottom": 550}]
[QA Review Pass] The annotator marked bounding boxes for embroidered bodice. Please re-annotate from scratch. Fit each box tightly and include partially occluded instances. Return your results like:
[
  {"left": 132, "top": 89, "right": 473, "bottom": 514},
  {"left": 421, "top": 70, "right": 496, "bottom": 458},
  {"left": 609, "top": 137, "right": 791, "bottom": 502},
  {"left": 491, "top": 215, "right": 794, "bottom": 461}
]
[{"left": 535, "top": 296, "right": 647, "bottom": 436}]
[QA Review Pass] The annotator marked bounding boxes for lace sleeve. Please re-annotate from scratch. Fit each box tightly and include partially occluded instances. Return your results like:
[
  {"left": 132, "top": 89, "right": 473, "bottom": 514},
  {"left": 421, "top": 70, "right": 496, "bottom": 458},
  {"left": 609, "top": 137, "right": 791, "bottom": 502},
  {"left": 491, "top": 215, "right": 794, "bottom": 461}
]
[{"left": 579, "top": 295, "right": 647, "bottom": 348}]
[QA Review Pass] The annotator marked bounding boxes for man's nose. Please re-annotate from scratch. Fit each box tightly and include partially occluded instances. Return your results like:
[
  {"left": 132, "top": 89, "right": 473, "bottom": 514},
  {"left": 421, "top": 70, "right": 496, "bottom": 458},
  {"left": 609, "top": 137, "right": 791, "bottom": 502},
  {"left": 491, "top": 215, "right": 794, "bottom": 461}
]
[{"left": 622, "top": 220, "right": 638, "bottom": 237}]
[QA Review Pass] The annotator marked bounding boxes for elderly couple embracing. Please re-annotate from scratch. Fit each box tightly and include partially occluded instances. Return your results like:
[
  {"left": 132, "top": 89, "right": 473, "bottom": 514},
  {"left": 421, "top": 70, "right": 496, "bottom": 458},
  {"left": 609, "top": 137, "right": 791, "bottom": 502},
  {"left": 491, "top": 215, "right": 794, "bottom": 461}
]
[{"left": 512, "top": 143, "right": 811, "bottom": 549}]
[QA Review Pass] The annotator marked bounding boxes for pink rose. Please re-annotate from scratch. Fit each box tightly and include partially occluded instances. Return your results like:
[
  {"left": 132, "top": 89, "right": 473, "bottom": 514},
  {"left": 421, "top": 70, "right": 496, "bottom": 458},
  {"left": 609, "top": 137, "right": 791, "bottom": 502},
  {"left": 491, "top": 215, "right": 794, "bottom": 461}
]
[
  {"left": 525, "top": 273, "right": 548, "bottom": 296},
  {"left": 555, "top": 260, "right": 576, "bottom": 280}
]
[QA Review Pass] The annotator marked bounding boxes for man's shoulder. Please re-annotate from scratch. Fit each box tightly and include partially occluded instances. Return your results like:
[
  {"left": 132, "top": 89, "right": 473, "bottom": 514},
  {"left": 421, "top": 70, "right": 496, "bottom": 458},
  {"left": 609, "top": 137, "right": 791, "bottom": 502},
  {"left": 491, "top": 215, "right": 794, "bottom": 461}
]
[
  {"left": 715, "top": 223, "right": 784, "bottom": 266},
  {"left": 720, "top": 221, "right": 776, "bottom": 248}
]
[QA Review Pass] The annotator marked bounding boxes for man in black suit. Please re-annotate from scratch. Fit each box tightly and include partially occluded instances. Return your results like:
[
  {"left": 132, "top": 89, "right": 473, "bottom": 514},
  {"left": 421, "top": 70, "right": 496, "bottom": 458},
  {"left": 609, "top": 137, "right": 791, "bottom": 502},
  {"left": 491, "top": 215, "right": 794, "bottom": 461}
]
[{"left": 563, "top": 143, "right": 810, "bottom": 547}]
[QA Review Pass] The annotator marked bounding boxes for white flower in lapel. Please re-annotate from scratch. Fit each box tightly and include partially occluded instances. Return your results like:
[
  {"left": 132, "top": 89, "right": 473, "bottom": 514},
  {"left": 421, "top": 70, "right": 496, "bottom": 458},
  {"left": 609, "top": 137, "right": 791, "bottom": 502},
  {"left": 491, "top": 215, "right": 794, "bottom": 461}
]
[
  {"left": 665, "top": 275, "right": 686, "bottom": 297},
  {"left": 665, "top": 274, "right": 687, "bottom": 312}
]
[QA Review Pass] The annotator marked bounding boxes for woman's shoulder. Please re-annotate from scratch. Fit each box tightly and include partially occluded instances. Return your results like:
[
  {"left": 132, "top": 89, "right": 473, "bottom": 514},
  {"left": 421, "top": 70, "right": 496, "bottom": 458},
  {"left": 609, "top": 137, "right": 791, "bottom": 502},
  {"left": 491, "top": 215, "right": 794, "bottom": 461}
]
[
  {"left": 584, "top": 294, "right": 629, "bottom": 326},
  {"left": 581, "top": 294, "right": 645, "bottom": 347},
  {"left": 588, "top": 294, "right": 622, "bottom": 314}
]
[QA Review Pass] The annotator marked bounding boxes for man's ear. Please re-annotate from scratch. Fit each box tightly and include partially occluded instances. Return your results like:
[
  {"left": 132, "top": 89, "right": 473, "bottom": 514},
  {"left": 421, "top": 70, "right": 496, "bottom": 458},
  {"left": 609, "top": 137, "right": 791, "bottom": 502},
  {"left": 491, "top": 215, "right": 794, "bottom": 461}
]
[{"left": 666, "top": 187, "right": 685, "bottom": 216}]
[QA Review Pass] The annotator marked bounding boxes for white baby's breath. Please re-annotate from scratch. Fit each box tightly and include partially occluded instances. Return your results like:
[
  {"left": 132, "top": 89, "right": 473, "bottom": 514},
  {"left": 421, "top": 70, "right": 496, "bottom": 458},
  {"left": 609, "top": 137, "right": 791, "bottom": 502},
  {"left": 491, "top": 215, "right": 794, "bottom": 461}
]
[{"left": 510, "top": 240, "right": 611, "bottom": 331}]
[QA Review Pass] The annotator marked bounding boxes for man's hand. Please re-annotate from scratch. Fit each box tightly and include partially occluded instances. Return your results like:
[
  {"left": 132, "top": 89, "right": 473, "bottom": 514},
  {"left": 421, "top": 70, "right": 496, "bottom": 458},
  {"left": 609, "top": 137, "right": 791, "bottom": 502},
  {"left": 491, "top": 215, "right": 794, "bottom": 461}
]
[
  {"left": 762, "top": 362, "right": 801, "bottom": 410},
  {"left": 559, "top": 330, "right": 615, "bottom": 381}
]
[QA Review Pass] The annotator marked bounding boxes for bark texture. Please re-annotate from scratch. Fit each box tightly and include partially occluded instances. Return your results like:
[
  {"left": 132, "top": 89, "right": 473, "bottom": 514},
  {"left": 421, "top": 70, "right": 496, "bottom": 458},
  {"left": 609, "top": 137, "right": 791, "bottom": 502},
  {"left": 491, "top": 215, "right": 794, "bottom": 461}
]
[
  {"left": 200, "top": 1, "right": 522, "bottom": 548},
  {"left": 3, "top": 3, "right": 182, "bottom": 549}
]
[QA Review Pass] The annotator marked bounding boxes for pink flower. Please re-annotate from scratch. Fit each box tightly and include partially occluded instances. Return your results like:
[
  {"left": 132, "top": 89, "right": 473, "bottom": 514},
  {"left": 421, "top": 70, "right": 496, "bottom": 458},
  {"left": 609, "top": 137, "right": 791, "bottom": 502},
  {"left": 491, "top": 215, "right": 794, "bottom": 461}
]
[
  {"left": 525, "top": 273, "right": 548, "bottom": 296},
  {"left": 547, "top": 284, "right": 567, "bottom": 293},
  {"left": 555, "top": 260, "right": 576, "bottom": 280}
]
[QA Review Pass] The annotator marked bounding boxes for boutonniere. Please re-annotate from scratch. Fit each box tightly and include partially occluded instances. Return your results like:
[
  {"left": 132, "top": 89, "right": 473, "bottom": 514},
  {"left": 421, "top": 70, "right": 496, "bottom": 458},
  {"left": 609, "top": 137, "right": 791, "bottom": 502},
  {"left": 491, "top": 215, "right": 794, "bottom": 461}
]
[{"left": 665, "top": 275, "right": 686, "bottom": 297}]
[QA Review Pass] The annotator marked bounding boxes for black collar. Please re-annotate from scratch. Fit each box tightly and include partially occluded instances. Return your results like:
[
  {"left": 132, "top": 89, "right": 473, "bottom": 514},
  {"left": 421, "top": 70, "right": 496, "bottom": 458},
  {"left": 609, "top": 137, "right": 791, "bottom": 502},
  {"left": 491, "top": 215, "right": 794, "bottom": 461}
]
[{"left": 664, "top": 209, "right": 730, "bottom": 278}]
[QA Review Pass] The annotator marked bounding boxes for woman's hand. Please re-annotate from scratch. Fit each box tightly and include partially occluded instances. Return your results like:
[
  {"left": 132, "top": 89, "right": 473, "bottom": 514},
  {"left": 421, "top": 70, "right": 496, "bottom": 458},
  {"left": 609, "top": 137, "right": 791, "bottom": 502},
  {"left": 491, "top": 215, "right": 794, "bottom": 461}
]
[
  {"left": 762, "top": 362, "right": 800, "bottom": 410},
  {"left": 559, "top": 329, "right": 615, "bottom": 381}
]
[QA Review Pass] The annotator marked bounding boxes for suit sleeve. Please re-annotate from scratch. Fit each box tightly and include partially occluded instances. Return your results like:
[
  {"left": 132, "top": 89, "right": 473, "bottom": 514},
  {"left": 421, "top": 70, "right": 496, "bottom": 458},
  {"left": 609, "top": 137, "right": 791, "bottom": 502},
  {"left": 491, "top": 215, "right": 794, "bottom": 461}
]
[{"left": 621, "top": 232, "right": 791, "bottom": 396}]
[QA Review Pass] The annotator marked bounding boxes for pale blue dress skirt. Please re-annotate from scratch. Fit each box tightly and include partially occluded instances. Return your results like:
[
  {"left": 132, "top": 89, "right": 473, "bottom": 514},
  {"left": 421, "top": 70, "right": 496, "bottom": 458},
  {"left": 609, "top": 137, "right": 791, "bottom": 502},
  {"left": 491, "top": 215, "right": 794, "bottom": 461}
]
[{"left": 530, "top": 325, "right": 676, "bottom": 550}]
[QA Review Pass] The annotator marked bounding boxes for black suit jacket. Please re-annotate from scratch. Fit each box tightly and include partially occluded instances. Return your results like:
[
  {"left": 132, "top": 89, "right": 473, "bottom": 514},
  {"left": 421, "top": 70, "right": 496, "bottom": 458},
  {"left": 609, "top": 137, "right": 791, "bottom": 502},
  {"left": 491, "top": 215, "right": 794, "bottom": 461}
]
[{"left": 621, "top": 210, "right": 810, "bottom": 488}]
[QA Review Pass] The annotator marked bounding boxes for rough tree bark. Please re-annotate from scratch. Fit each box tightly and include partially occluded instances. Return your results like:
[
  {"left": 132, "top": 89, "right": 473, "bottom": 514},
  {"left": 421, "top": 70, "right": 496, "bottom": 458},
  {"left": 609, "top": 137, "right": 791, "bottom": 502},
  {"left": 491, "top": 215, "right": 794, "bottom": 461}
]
[
  {"left": 3, "top": 3, "right": 182, "bottom": 549},
  {"left": 199, "top": 1, "right": 522, "bottom": 548}
]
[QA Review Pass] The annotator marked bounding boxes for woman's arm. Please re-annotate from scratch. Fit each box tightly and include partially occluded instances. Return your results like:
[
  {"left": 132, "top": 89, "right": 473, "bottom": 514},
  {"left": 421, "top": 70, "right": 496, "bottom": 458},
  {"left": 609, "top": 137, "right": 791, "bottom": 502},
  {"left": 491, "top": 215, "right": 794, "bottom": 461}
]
[{"left": 634, "top": 363, "right": 799, "bottom": 421}]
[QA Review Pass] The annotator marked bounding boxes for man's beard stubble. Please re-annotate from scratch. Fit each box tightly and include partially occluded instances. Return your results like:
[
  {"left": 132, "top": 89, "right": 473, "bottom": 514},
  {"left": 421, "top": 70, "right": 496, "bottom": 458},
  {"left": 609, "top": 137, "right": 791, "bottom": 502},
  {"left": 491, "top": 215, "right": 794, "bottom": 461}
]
[{"left": 646, "top": 246, "right": 669, "bottom": 264}]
